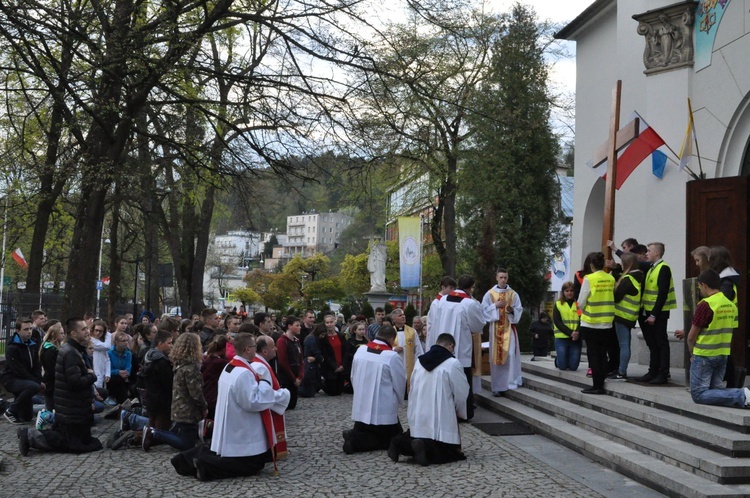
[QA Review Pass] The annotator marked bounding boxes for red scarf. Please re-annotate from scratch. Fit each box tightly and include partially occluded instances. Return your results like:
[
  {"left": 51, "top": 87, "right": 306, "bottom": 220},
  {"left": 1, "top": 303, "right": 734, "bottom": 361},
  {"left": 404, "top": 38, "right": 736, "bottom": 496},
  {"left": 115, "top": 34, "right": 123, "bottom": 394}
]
[
  {"left": 448, "top": 290, "right": 469, "bottom": 299},
  {"left": 251, "top": 356, "right": 288, "bottom": 461},
  {"left": 366, "top": 340, "right": 392, "bottom": 351},
  {"left": 228, "top": 357, "right": 278, "bottom": 472}
]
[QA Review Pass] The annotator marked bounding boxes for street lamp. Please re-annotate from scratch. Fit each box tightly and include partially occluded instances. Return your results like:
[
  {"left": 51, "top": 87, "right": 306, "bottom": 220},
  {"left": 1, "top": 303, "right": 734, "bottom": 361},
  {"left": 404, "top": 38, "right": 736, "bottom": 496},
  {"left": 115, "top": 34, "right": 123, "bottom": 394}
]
[{"left": 96, "top": 238, "right": 110, "bottom": 318}]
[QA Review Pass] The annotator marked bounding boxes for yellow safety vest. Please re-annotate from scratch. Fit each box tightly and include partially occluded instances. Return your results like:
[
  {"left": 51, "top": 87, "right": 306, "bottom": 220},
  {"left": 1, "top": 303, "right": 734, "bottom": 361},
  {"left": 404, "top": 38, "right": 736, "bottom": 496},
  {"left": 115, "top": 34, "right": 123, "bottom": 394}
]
[
  {"left": 581, "top": 271, "right": 615, "bottom": 325},
  {"left": 693, "top": 292, "right": 737, "bottom": 357},
  {"left": 615, "top": 273, "right": 642, "bottom": 322},
  {"left": 642, "top": 261, "right": 676, "bottom": 313},
  {"left": 554, "top": 301, "right": 579, "bottom": 339}
]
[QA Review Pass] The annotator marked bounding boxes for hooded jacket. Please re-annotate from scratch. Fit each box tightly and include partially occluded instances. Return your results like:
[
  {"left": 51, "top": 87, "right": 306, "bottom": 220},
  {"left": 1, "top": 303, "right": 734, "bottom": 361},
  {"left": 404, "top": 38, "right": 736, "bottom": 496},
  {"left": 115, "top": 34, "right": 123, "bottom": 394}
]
[
  {"left": 1, "top": 332, "right": 42, "bottom": 386},
  {"left": 141, "top": 348, "right": 173, "bottom": 416}
]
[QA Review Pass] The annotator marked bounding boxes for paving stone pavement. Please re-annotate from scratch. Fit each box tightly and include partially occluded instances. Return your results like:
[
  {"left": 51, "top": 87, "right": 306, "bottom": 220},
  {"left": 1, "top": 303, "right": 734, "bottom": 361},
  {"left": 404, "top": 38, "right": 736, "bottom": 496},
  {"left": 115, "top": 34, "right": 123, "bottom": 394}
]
[{"left": 0, "top": 393, "right": 658, "bottom": 497}]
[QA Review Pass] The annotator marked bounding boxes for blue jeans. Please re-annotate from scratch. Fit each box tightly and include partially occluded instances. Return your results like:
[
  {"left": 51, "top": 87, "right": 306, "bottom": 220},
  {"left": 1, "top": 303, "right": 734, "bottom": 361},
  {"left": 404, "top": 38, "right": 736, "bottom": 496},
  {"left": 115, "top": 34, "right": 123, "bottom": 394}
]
[
  {"left": 614, "top": 322, "right": 632, "bottom": 375},
  {"left": 125, "top": 412, "right": 149, "bottom": 432},
  {"left": 555, "top": 338, "right": 582, "bottom": 371},
  {"left": 690, "top": 355, "right": 746, "bottom": 408},
  {"left": 153, "top": 422, "right": 199, "bottom": 451}
]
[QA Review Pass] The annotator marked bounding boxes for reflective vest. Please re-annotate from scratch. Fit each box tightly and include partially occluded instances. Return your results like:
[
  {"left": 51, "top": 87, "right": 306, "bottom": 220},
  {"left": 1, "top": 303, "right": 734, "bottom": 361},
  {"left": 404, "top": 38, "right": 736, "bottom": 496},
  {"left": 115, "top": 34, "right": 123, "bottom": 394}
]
[
  {"left": 554, "top": 301, "right": 579, "bottom": 339},
  {"left": 581, "top": 271, "right": 615, "bottom": 325},
  {"left": 693, "top": 292, "right": 737, "bottom": 357},
  {"left": 615, "top": 273, "right": 642, "bottom": 322},
  {"left": 642, "top": 261, "right": 676, "bottom": 313}
]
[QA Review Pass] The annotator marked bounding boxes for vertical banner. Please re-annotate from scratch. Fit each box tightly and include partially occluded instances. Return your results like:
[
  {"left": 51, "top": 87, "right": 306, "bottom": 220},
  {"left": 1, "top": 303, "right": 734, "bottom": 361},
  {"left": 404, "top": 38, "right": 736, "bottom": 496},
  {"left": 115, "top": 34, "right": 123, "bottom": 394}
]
[
  {"left": 398, "top": 216, "right": 421, "bottom": 288},
  {"left": 695, "top": 0, "right": 731, "bottom": 71}
]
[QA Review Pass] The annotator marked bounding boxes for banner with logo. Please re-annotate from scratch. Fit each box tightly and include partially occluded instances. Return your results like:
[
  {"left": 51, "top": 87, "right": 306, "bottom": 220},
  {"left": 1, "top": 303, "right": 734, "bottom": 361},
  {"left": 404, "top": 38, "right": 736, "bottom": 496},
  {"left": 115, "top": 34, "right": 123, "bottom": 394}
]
[{"left": 398, "top": 217, "right": 421, "bottom": 288}]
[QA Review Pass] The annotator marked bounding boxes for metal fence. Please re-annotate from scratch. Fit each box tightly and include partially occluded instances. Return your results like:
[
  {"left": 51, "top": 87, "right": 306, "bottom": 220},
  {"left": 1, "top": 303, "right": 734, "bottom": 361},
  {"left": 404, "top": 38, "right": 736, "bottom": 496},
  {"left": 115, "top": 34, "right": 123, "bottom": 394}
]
[{"left": 0, "top": 292, "right": 130, "bottom": 348}]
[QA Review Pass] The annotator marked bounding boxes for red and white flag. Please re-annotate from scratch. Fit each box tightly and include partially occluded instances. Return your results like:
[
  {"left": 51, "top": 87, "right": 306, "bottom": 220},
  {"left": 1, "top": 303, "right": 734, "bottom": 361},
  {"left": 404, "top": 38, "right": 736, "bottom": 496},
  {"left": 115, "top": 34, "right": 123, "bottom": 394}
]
[
  {"left": 102, "top": 276, "right": 110, "bottom": 285},
  {"left": 12, "top": 248, "right": 28, "bottom": 269}
]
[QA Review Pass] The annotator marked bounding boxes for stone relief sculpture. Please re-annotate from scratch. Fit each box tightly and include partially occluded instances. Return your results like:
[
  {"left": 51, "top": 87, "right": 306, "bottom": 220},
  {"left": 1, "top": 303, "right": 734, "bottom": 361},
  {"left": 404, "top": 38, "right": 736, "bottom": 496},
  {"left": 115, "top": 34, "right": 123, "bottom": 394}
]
[{"left": 634, "top": 3, "right": 695, "bottom": 74}]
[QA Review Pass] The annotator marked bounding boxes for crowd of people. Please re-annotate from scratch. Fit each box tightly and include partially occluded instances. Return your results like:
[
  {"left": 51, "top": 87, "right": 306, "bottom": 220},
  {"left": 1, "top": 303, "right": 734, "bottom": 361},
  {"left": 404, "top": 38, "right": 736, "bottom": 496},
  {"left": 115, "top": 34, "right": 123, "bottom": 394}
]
[{"left": 2, "top": 294, "right": 513, "bottom": 478}]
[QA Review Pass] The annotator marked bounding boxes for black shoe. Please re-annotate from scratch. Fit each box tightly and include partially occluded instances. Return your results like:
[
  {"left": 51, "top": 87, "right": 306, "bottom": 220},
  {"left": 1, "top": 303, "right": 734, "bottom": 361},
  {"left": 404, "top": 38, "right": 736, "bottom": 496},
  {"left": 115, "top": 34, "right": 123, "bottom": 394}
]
[
  {"left": 411, "top": 439, "right": 429, "bottom": 466},
  {"left": 387, "top": 439, "right": 399, "bottom": 463},
  {"left": 171, "top": 453, "right": 196, "bottom": 477},
  {"left": 649, "top": 375, "right": 668, "bottom": 385},
  {"left": 635, "top": 374, "right": 655, "bottom": 383},
  {"left": 111, "top": 430, "right": 134, "bottom": 450},
  {"left": 17, "top": 427, "right": 30, "bottom": 456},
  {"left": 142, "top": 427, "right": 154, "bottom": 452},
  {"left": 342, "top": 429, "right": 353, "bottom": 440},
  {"left": 581, "top": 387, "right": 606, "bottom": 395},
  {"left": 194, "top": 458, "right": 209, "bottom": 482},
  {"left": 343, "top": 437, "right": 354, "bottom": 455}
]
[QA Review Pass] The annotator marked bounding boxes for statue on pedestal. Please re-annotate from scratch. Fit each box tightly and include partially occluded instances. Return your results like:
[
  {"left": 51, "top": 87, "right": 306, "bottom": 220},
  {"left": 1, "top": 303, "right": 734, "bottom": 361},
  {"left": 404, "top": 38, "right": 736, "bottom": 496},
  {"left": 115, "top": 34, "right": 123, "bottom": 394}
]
[{"left": 367, "top": 238, "right": 387, "bottom": 293}]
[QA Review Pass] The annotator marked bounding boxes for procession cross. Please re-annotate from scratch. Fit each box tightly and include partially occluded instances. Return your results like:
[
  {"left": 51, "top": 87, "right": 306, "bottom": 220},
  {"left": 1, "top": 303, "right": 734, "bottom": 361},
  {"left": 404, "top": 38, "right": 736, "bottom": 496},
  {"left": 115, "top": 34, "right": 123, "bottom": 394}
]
[{"left": 589, "top": 80, "right": 640, "bottom": 259}]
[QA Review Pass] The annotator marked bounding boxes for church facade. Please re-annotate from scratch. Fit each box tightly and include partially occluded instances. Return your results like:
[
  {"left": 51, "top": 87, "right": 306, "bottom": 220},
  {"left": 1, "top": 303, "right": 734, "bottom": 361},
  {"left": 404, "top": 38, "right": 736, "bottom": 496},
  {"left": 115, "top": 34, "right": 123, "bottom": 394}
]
[{"left": 558, "top": 0, "right": 749, "bottom": 332}]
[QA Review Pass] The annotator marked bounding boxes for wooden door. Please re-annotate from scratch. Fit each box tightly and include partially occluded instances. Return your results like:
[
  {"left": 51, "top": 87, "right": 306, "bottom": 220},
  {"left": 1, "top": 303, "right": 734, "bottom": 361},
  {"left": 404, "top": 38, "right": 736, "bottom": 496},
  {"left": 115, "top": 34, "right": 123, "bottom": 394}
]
[{"left": 686, "top": 176, "right": 750, "bottom": 367}]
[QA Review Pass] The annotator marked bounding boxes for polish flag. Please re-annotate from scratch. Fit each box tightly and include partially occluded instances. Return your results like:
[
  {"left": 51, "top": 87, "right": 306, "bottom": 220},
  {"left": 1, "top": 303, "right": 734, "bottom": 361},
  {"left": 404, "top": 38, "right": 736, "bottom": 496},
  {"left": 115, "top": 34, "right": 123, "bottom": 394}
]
[
  {"left": 12, "top": 248, "right": 28, "bottom": 269},
  {"left": 102, "top": 276, "right": 110, "bottom": 285}
]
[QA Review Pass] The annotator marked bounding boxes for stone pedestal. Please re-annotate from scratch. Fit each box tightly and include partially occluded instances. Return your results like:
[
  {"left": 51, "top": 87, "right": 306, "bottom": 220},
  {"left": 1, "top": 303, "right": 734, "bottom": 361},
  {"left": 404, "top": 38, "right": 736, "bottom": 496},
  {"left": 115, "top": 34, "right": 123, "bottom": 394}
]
[{"left": 364, "top": 291, "right": 391, "bottom": 310}]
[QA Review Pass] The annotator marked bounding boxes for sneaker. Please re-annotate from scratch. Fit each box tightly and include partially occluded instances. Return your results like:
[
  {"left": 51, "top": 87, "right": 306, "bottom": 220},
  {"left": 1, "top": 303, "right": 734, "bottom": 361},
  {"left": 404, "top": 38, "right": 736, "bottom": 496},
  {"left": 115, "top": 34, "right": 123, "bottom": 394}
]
[
  {"left": 102, "top": 404, "right": 121, "bottom": 419},
  {"left": 4, "top": 410, "right": 21, "bottom": 425},
  {"left": 608, "top": 373, "right": 627, "bottom": 381},
  {"left": 120, "top": 398, "right": 132, "bottom": 412},
  {"left": 35, "top": 410, "right": 54, "bottom": 431},
  {"left": 586, "top": 369, "right": 593, "bottom": 378},
  {"left": 120, "top": 410, "right": 131, "bottom": 432},
  {"left": 411, "top": 439, "right": 429, "bottom": 466},
  {"left": 198, "top": 419, "right": 213, "bottom": 443},
  {"left": 17, "top": 427, "right": 30, "bottom": 456},
  {"left": 103, "top": 397, "right": 117, "bottom": 407},
  {"left": 111, "top": 430, "right": 135, "bottom": 450},
  {"left": 142, "top": 427, "right": 154, "bottom": 452},
  {"left": 106, "top": 430, "right": 122, "bottom": 449},
  {"left": 744, "top": 387, "right": 750, "bottom": 407}
]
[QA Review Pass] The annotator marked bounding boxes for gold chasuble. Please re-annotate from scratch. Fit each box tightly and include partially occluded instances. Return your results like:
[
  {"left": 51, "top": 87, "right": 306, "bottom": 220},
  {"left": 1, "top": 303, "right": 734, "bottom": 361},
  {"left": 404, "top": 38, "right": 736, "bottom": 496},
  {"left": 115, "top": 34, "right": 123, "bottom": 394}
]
[
  {"left": 471, "top": 333, "right": 483, "bottom": 377},
  {"left": 489, "top": 288, "right": 517, "bottom": 365},
  {"left": 402, "top": 325, "right": 417, "bottom": 391}
]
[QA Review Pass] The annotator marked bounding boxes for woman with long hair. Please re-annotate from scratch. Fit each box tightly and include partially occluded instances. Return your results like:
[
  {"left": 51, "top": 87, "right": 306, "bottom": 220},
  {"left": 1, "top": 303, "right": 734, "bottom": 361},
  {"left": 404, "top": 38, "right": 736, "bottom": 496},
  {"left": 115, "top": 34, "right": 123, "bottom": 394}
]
[
  {"left": 611, "top": 252, "right": 644, "bottom": 380},
  {"left": 142, "top": 333, "right": 207, "bottom": 452},
  {"left": 201, "top": 335, "right": 229, "bottom": 419},
  {"left": 691, "top": 246, "right": 712, "bottom": 273},
  {"left": 553, "top": 283, "right": 581, "bottom": 371},
  {"left": 39, "top": 320, "right": 65, "bottom": 411}
]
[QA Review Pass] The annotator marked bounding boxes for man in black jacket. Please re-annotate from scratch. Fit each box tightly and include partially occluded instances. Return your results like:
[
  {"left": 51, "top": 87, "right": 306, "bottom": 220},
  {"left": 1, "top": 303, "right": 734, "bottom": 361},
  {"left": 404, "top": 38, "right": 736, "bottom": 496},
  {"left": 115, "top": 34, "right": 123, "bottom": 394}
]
[
  {"left": 2, "top": 318, "right": 43, "bottom": 424},
  {"left": 17, "top": 317, "right": 103, "bottom": 456}
]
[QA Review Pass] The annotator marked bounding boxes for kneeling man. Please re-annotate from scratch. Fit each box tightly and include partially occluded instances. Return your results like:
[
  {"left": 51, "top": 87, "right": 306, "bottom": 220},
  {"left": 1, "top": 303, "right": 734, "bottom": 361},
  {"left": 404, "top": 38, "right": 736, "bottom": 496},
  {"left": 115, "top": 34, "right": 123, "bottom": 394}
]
[
  {"left": 389, "top": 333, "right": 469, "bottom": 465},
  {"left": 171, "top": 333, "right": 290, "bottom": 480},
  {"left": 343, "top": 325, "right": 405, "bottom": 453}
]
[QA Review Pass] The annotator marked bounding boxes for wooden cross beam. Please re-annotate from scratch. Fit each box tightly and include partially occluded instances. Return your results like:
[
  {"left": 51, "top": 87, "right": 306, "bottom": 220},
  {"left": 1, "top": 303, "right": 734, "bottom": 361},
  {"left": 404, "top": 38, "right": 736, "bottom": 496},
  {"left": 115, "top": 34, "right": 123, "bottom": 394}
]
[{"left": 590, "top": 80, "right": 640, "bottom": 259}]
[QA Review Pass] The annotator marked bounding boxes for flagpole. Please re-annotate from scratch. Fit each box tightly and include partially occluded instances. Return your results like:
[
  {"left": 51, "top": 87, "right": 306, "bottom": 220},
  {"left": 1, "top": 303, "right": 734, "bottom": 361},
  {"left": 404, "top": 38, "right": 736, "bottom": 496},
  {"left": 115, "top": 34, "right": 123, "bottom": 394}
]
[
  {"left": 418, "top": 214, "right": 424, "bottom": 315},
  {"left": 688, "top": 99, "right": 705, "bottom": 179},
  {"left": 662, "top": 143, "right": 699, "bottom": 180},
  {"left": 0, "top": 196, "right": 7, "bottom": 328}
]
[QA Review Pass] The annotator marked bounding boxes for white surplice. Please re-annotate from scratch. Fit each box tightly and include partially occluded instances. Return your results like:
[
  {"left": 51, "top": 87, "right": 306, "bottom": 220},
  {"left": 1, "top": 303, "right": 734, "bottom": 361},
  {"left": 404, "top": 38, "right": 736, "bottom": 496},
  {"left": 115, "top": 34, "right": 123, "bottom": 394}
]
[
  {"left": 211, "top": 356, "right": 287, "bottom": 457},
  {"left": 428, "top": 290, "right": 485, "bottom": 367},
  {"left": 350, "top": 340, "right": 405, "bottom": 425},
  {"left": 482, "top": 285, "right": 523, "bottom": 392},
  {"left": 407, "top": 354, "right": 469, "bottom": 445}
]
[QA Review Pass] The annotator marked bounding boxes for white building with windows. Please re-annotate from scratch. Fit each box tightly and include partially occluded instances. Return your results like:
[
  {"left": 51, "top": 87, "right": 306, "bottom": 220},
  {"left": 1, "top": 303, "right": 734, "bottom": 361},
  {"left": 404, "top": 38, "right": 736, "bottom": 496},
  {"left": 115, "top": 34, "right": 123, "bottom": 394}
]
[{"left": 283, "top": 211, "right": 352, "bottom": 257}]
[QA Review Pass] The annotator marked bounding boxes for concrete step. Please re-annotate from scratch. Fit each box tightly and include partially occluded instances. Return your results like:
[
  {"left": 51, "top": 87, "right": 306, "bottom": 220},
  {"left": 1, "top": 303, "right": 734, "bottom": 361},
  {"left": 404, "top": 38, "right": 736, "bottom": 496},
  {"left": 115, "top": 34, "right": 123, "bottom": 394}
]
[
  {"left": 521, "top": 360, "right": 750, "bottom": 433},
  {"left": 476, "top": 389, "right": 750, "bottom": 498},
  {"left": 495, "top": 377, "right": 750, "bottom": 483},
  {"left": 520, "top": 372, "right": 750, "bottom": 457}
]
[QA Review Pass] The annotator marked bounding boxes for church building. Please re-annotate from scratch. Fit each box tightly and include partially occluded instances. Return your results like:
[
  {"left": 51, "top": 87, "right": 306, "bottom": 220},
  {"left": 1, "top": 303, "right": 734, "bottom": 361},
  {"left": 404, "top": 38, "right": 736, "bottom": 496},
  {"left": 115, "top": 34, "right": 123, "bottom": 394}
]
[{"left": 558, "top": 0, "right": 749, "bottom": 366}]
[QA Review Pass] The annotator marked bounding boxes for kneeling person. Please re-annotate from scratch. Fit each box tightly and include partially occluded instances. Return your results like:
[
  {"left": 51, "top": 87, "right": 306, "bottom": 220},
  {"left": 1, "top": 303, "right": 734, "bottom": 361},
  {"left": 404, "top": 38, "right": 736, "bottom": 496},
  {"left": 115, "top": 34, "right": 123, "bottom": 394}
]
[
  {"left": 389, "top": 333, "right": 469, "bottom": 466},
  {"left": 170, "top": 333, "right": 290, "bottom": 480},
  {"left": 677, "top": 270, "right": 750, "bottom": 408},
  {"left": 343, "top": 325, "right": 405, "bottom": 454}
]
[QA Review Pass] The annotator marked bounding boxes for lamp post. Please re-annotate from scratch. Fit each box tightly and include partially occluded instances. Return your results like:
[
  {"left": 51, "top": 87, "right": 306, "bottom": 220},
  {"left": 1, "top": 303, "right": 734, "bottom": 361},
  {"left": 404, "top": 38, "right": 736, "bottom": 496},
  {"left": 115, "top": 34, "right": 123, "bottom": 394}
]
[{"left": 96, "top": 238, "right": 110, "bottom": 318}]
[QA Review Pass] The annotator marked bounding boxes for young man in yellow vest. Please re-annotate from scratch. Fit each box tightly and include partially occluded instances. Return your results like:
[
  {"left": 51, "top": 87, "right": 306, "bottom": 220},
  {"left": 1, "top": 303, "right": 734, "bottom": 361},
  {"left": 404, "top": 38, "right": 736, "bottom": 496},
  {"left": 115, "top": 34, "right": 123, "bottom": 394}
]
[
  {"left": 578, "top": 252, "right": 616, "bottom": 394},
  {"left": 637, "top": 242, "right": 677, "bottom": 385},
  {"left": 676, "top": 270, "right": 750, "bottom": 408}
]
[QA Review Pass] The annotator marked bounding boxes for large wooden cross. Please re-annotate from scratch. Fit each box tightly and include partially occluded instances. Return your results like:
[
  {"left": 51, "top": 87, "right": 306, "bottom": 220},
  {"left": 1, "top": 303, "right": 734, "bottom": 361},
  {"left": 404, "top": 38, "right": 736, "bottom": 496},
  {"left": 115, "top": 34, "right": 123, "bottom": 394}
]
[{"left": 590, "top": 80, "right": 640, "bottom": 259}]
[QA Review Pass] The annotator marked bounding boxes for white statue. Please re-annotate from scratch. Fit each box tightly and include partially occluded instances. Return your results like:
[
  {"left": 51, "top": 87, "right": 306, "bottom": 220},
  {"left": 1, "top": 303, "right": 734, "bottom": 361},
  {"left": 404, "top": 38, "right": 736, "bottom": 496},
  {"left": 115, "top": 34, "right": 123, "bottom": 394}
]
[{"left": 367, "top": 239, "right": 387, "bottom": 292}]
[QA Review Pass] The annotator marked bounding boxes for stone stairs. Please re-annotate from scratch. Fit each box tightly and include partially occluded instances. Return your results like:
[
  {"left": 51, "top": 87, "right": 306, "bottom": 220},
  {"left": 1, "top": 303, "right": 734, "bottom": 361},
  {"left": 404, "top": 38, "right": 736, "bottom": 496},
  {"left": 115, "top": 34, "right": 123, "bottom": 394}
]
[{"left": 476, "top": 358, "right": 750, "bottom": 498}]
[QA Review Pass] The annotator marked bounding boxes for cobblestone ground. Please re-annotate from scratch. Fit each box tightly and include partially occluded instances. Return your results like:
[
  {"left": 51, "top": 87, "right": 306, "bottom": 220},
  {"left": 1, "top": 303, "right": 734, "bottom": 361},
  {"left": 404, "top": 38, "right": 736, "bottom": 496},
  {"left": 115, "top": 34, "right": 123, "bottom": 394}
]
[{"left": 0, "top": 394, "right": 602, "bottom": 498}]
